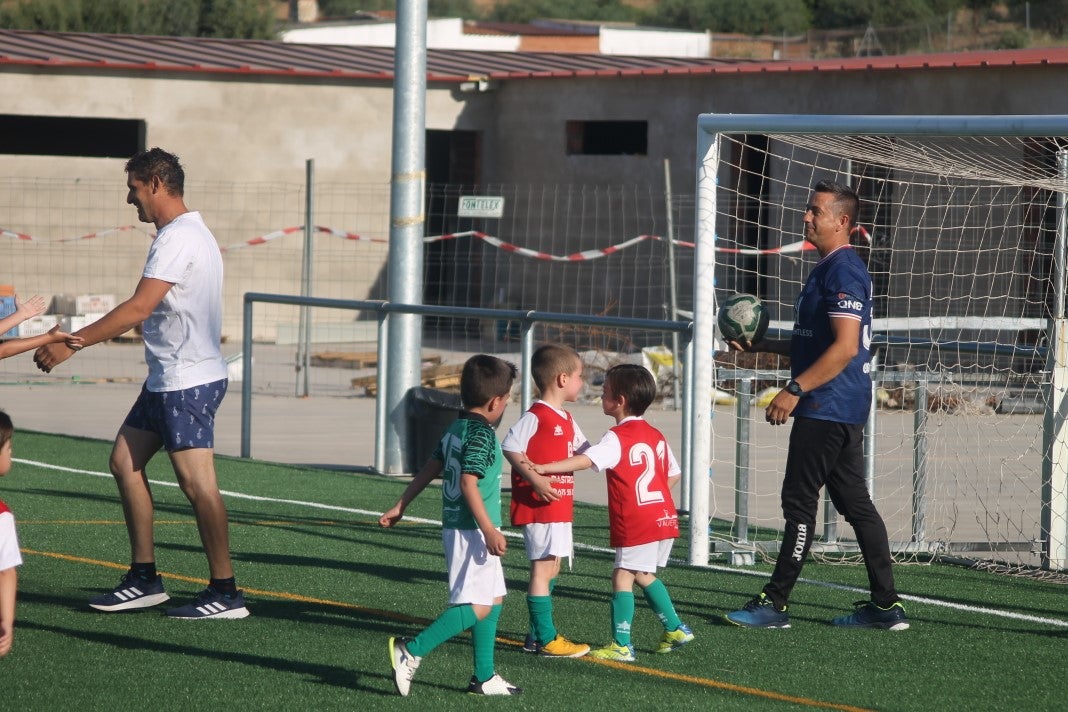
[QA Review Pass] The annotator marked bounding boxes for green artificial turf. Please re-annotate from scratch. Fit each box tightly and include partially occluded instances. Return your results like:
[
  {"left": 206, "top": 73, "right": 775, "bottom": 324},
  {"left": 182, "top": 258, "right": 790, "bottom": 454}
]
[{"left": 1, "top": 431, "right": 1064, "bottom": 711}]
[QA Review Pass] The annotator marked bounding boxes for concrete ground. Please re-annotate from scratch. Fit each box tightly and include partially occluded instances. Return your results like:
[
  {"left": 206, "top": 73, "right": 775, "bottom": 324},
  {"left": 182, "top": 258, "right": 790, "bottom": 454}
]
[
  {"left": 0, "top": 341, "right": 1042, "bottom": 557},
  {"left": 0, "top": 380, "right": 650, "bottom": 508}
]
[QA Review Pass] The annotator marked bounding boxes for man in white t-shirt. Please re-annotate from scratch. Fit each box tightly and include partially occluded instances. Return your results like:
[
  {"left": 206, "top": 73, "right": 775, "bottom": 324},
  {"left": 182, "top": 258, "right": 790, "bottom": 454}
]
[{"left": 34, "top": 148, "right": 248, "bottom": 620}]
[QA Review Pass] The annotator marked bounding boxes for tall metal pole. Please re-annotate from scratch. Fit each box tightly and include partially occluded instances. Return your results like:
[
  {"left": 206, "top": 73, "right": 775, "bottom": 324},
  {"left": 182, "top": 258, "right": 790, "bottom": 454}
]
[
  {"left": 663, "top": 159, "right": 681, "bottom": 410},
  {"left": 385, "top": 0, "right": 428, "bottom": 473},
  {"left": 1041, "top": 150, "right": 1068, "bottom": 569},
  {"left": 295, "top": 158, "right": 313, "bottom": 397},
  {"left": 689, "top": 128, "right": 719, "bottom": 566}
]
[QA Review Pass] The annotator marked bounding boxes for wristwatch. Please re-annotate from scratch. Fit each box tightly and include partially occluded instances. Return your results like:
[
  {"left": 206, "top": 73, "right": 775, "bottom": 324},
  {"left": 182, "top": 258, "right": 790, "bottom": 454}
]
[{"left": 784, "top": 379, "right": 804, "bottom": 397}]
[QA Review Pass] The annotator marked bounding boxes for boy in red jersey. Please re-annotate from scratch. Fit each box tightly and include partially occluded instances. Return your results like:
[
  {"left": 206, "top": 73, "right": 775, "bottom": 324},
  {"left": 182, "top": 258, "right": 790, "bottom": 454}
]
[
  {"left": 502, "top": 344, "right": 591, "bottom": 658},
  {"left": 527, "top": 363, "right": 693, "bottom": 661},
  {"left": 1, "top": 411, "right": 23, "bottom": 657}
]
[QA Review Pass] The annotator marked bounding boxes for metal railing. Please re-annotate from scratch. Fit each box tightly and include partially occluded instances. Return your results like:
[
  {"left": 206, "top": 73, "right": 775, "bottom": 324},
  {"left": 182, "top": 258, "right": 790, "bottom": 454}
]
[{"left": 241, "top": 292, "right": 693, "bottom": 486}]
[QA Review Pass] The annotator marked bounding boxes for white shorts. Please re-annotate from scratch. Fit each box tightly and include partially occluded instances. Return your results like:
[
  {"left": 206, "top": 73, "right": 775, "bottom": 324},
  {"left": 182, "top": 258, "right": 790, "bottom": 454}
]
[
  {"left": 523, "top": 522, "right": 573, "bottom": 560},
  {"left": 443, "top": 528, "right": 507, "bottom": 606},
  {"left": 614, "top": 539, "right": 674, "bottom": 573}
]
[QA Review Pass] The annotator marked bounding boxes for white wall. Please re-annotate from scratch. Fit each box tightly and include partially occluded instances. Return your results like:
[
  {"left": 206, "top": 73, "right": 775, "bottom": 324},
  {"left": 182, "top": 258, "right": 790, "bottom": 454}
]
[
  {"left": 600, "top": 27, "right": 709, "bottom": 57},
  {"left": 283, "top": 18, "right": 520, "bottom": 51}
]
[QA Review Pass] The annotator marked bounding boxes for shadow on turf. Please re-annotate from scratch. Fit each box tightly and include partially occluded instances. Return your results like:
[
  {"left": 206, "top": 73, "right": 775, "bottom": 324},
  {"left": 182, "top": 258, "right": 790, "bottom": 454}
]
[
  {"left": 16, "top": 592, "right": 434, "bottom": 696},
  {"left": 15, "top": 623, "right": 389, "bottom": 694}
]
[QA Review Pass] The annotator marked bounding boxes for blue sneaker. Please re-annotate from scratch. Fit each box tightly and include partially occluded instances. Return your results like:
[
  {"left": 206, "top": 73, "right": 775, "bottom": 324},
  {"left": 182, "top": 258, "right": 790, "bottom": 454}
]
[
  {"left": 166, "top": 586, "right": 250, "bottom": 620},
  {"left": 521, "top": 633, "right": 540, "bottom": 654},
  {"left": 725, "top": 593, "right": 790, "bottom": 629},
  {"left": 832, "top": 601, "right": 909, "bottom": 631},
  {"left": 89, "top": 571, "right": 170, "bottom": 612}
]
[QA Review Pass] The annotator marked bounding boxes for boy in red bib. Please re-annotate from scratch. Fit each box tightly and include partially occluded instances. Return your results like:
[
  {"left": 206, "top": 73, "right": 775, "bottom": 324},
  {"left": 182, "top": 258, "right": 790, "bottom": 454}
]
[
  {"left": 527, "top": 364, "right": 693, "bottom": 661},
  {"left": 502, "top": 344, "right": 591, "bottom": 658},
  {"left": 1, "top": 411, "right": 23, "bottom": 657}
]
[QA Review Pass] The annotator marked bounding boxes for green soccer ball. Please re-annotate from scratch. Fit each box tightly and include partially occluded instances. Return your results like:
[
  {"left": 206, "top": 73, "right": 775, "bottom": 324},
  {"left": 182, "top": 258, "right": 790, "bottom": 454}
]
[{"left": 717, "top": 293, "right": 769, "bottom": 344}]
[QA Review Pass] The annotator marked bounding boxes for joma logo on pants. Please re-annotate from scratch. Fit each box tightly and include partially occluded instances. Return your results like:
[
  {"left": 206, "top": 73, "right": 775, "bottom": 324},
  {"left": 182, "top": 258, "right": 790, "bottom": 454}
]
[{"left": 792, "top": 523, "right": 808, "bottom": 562}]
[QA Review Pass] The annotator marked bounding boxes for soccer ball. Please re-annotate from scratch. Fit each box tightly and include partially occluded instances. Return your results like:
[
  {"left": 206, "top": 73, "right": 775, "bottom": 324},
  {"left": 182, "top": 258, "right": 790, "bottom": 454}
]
[{"left": 717, "top": 293, "right": 769, "bottom": 344}]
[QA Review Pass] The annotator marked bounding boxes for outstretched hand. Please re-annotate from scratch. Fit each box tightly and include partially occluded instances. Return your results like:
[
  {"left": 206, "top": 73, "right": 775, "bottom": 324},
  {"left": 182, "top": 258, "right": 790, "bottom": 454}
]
[
  {"left": 727, "top": 337, "right": 766, "bottom": 353},
  {"left": 15, "top": 294, "right": 46, "bottom": 320},
  {"left": 33, "top": 340, "right": 75, "bottom": 373}
]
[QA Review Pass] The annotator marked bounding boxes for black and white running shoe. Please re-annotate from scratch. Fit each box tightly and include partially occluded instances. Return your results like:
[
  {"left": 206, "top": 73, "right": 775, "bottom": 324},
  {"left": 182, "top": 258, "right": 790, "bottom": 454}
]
[
  {"left": 166, "top": 586, "right": 250, "bottom": 620},
  {"left": 89, "top": 571, "right": 170, "bottom": 612}
]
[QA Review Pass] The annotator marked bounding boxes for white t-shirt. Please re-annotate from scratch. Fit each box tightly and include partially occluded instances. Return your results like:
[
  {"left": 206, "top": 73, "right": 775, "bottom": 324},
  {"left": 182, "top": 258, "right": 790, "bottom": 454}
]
[
  {"left": 0, "top": 511, "right": 22, "bottom": 571},
  {"left": 141, "top": 211, "right": 227, "bottom": 392}
]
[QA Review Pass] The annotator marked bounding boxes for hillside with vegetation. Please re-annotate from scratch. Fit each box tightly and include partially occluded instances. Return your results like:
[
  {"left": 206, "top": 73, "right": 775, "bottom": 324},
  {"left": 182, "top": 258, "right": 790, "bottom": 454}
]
[{"left": 0, "top": 0, "right": 1065, "bottom": 53}]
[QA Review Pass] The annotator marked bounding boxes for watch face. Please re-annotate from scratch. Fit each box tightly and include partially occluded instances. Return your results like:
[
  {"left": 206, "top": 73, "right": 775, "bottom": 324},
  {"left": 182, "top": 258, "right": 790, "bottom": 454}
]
[{"left": 786, "top": 381, "right": 802, "bottom": 396}]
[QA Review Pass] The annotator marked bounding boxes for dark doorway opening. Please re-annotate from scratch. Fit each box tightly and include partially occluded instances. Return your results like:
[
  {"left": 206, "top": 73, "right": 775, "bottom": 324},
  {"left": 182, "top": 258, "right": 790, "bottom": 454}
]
[{"left": 424, "top": 129, "right": 482, "bottom": 337}]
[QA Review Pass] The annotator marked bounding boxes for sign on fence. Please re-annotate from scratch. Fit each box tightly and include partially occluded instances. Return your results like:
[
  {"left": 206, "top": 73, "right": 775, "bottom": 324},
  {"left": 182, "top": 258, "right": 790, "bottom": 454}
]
[{"left": 458, "top": 195, "right": 505, "bottom": 218}]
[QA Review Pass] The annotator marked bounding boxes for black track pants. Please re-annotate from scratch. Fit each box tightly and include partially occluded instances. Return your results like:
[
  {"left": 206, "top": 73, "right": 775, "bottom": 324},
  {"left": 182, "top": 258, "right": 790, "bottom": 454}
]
[{"left": 762, "top": 416, "right": 898, "bottom": 609}]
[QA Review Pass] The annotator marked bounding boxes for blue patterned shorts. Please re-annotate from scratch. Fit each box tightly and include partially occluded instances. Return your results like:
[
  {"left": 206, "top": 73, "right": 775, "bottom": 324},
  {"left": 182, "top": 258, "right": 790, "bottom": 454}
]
[{"left": 124, "top": 379, "right": 227, "bottom": 452}]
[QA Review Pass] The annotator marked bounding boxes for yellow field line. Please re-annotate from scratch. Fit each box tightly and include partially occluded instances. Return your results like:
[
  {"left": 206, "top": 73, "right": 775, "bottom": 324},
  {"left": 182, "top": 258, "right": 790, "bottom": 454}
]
[
  {"left": 22, "top": 548, "right": 872, "bottom": 711},
  {"left": 583, "top": 657, "right": 873, "bottom": 711}
]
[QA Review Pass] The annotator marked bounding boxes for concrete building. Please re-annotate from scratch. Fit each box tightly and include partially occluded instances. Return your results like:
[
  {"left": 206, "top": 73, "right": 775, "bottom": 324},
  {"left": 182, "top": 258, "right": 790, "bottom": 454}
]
[{"left": 1, "top": 29, "right": 1066, "bottom": 342}]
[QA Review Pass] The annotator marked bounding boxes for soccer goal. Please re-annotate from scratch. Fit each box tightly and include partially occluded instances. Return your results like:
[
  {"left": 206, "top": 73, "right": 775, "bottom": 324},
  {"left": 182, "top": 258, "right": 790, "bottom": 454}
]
[{"left": 690, "top": 114, "right": 1068, "bottom": 573}]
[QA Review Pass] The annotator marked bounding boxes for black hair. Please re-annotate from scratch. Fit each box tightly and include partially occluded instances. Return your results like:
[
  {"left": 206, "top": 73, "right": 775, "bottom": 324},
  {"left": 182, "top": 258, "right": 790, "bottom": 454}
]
[
  {"left": 0, "top": 410, "right": 12, "bottom": 449},
  {"left": 460, "top": 354, "right": 517, "bottom": 409},
  {"left": 125, "top": 147, "right": 185, "bottom": 197},
  {"left": 604, "top": 364, "right": 657, "bottom": 416},
  {"left": 814, "top": 179, "right": 859, "bottom": 228}
]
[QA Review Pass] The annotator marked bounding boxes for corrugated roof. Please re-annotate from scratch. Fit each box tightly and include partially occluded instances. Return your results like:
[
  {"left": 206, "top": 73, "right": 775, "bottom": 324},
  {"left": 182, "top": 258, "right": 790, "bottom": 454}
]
[
  {"left": 0, "top": 28, "right": 734, "bottom": 81},
  {"left": 0, "top": 29, "right": 1065, "bottom": 82}
]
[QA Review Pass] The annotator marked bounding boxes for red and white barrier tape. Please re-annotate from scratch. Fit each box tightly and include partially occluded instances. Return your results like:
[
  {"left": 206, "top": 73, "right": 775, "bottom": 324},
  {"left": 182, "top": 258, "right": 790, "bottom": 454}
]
[
  {"left": 5, "top": 222, "right": 873, "bottom": 259},
  {"left": 220, "top": 225, "right": 388, "bottom": 252},
  {"left": 0, "top": 225, "right": 148, "bottom": 243}
]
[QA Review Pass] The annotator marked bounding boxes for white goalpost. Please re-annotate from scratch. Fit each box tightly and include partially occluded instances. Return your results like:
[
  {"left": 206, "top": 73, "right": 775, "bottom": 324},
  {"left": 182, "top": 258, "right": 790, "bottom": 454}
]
[{"left": 691, "top": 114, "right": 1068, "bottom": 573}]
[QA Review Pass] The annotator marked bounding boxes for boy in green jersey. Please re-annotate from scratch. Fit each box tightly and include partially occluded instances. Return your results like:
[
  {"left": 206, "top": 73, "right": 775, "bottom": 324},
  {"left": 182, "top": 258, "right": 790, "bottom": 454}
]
[{"left": 380, "top": 354, "right": 521, "bottom": 697}]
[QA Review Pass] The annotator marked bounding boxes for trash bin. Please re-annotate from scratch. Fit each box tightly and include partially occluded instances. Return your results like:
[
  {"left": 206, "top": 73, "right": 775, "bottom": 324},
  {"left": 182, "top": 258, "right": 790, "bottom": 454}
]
[{"left": 406, "top": 386, "right": 463, "bottom": 471}]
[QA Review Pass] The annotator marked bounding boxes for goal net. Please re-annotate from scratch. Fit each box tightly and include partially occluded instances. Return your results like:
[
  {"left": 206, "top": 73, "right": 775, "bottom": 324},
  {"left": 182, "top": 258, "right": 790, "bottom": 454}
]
[{"left": 691, "top": 114, "right": 1068, "bottom": 573}]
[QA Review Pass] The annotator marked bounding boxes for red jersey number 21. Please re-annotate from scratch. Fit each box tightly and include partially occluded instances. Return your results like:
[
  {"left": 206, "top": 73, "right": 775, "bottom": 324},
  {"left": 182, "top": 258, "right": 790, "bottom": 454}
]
[{"left": 631, "top": 441, "right": 666, "bottom": 506}]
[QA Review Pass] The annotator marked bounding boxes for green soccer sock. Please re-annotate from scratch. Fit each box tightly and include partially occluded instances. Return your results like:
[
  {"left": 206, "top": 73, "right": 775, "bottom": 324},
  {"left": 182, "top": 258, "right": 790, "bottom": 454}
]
[
  {"left": 528, "top": 595, "right": 556, "bottom": 645},
  {"left": 642, "top": 578, "right": 683, "bottom": 631},
  {"left": 407, "top": 604, "right": 478, "bottom": 658},
  {"left": 471, "top": 603, "right": 502, "bottom": 682},
  {"left": 611, "top": 591, "right": 636, "bottom": 646},
  {"left": 527, "top": 576, "right": 559, "bottom": 639}
]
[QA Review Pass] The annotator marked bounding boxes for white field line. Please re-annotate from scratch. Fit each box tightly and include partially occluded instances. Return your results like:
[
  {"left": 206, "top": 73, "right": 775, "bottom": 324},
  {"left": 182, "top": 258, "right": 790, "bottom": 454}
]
[{"left": 19, "top": 457, "right": 1068, "bottom": 629}]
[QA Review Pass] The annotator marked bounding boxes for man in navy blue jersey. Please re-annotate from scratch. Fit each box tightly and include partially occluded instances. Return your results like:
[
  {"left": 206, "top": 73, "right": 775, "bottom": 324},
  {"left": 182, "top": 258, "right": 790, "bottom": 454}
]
[{"left": 724, "top": 180, "right": 908, "bottom": 631}]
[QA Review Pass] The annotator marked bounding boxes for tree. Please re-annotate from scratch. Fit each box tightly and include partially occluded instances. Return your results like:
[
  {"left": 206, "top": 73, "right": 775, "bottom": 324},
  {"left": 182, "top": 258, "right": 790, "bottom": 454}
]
[
  {"left": 1006, "top": 0, "right": 1068, "bottom": 37},
  {"left": 805, "top": 0, "right": 942, "bottom": 30},
  {"left": 486, "top": 0, "right": 639, "bottom": 24},
  {"left": 319, "top": 1, "right": 479, "bottom": 19},
  {"left": 644, "top": 0, "right": 810, "bottom": 35},
  {"left": 0, "top": 0, "right": 277, "bottom": 39},
  {"left": 198, "top": 0, "right": 276, "bottom": 38}
]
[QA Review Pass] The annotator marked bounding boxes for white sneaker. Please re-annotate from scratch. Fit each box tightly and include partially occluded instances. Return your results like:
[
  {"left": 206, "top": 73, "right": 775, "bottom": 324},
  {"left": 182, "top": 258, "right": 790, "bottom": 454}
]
[
  {"left": 389, "top": 637, "right": 421, "bottom": 696},
  {"left": 466, "top": 673, "right": 522, "bottom": 696}
]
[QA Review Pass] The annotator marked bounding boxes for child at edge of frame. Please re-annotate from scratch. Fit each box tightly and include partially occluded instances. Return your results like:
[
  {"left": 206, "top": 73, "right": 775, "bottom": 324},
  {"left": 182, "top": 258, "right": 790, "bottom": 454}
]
[
  {"left": 525, "top": 363, "right": 694, "bottom": 662},
  {"left": 1, "top": 411, "right": 26, "bottom": 657},
  {"left": 379, "top": 354, "right": 522, "bottom": 697},
  {"left": 501, "top": 343, "right": 592, "bottom": 658}
]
